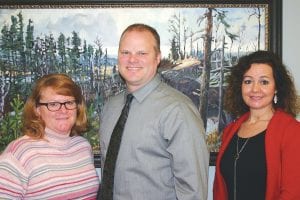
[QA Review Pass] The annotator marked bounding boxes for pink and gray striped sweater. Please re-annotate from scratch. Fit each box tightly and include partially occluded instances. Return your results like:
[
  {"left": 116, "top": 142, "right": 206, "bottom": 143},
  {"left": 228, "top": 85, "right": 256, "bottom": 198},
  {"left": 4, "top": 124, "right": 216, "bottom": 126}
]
[{"left": 0, "top": 128, "right": 99, "bottom": 199}]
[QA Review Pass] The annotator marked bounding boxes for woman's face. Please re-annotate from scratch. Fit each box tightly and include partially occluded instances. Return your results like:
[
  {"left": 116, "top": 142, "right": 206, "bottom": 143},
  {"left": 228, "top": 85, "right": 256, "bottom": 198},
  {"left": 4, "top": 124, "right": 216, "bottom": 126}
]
[
  {"left": 36, "top": 87, "right": 77, "bottom": 135},
  {"left": 242, "top": 63, "right": 276, "bottom": 111}
]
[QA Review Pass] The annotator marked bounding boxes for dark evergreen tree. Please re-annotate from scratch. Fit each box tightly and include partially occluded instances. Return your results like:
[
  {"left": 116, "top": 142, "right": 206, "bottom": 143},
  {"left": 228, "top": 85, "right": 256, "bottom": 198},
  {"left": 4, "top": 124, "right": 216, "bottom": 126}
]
[
  {"left": 57, "top": 33, "right": 67, "bottom": 72},
  {"left": 25, "top": 19, "right": 34, "bottom": 74}
]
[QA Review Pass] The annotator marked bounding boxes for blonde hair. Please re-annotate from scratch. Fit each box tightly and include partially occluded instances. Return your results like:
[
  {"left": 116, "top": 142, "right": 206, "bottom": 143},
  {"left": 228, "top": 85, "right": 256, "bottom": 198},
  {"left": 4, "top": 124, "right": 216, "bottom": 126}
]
[{"left": 119, "top": 23, "right": 161, "bottom": 55}]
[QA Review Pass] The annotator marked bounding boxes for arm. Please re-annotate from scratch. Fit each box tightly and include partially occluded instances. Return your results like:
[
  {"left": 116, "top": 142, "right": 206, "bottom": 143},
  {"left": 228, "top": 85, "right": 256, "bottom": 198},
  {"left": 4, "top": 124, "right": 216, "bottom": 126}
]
[
  {"left": 0, "top": 153, "right": 28, "bottom": 199},
  {"left": 280, "top": 120, "right": 300, "bottom": 199},
  {"left": 162, "top": 103, "right": 209, "bottom": 200}
]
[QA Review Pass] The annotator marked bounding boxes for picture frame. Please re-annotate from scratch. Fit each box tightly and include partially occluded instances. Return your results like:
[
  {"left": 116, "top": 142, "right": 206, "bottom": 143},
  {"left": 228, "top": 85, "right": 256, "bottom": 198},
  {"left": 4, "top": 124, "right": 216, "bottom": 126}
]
[{"left": 0, "top": 0, "right": 282, "bottom": 167}]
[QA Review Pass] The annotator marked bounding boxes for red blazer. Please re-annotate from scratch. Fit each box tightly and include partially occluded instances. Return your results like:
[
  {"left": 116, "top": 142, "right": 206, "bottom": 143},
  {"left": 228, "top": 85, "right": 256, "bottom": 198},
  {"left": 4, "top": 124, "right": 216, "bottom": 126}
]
[{"left": 213, "top": 109, "right": 300, "bottom": 200}]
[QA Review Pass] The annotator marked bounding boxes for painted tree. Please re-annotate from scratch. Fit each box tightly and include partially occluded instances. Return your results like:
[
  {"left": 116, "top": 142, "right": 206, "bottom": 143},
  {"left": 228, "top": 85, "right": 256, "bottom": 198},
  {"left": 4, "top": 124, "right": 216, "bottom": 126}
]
[
  {"left": 68, "top": 31, "right": 81, "bottom": 75},
  {"left": 57, "top": 33, "right": 67, "bottom": 72},
  {"left": 170, "top": 36, "right": 179, "bottom": 61},
  {"left": 1, "top": 25, "right": 10, "bottom": 62},
  {"left": 197, "top": 8, "right": 236, "bottom": 129},
  {"left": 0, "top": 68, "right": 10, "bottom": 119},
  {"left": 16, "top": 12, "right": 26, "bottom": 69},
  {"left": 248, "top": 7, "right": 263, "bottom": 50},
  {"left": 33, "top": 36, "right": 50, "bottom": 76},
  {"left": 25, "top": 19, "right": 34, "bottom": 74},
  {"left": 44, "top": 34, "right": 57, "bottom": 73},
  {"left": 198, "top": 8, "right": 213, "bottom": 129},
  {"left": 87, "top": 44, "right": 94, "bottom": 86},
  {"left": 168, "top": 12, "right": 182, "bottom": 60},
  {"left": 9, "top": 15, "right": 18, "bottom": 67},
  {"left": 94, "top": 36, "right": 103, "bottom": 80}
]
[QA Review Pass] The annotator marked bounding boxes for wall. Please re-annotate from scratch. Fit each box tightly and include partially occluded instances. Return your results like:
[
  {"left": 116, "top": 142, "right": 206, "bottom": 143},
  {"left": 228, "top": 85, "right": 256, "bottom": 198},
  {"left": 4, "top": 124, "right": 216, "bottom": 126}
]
[{"left": 283, "top": 0, "right": 300, "bottom": 93}]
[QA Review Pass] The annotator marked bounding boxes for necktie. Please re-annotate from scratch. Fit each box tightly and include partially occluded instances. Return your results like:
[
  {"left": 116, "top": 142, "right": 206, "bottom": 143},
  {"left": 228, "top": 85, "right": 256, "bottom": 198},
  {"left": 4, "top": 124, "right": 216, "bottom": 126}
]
[{"left": 98, "top": 93, "right": 134, "bottom": 200}]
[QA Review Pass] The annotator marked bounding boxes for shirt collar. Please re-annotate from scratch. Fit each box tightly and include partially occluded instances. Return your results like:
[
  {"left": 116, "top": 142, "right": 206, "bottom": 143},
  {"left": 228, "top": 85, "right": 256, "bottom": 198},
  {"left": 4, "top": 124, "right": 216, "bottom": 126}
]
[{"left": 129, "top": 74, "right": 161, "bottom": 103}]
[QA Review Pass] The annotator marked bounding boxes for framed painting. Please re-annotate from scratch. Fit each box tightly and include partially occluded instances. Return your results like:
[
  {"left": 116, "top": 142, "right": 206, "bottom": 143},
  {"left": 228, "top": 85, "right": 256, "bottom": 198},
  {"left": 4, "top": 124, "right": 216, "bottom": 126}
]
[{"left": 0, "top": 0, "right": 282, "bottom": 166}]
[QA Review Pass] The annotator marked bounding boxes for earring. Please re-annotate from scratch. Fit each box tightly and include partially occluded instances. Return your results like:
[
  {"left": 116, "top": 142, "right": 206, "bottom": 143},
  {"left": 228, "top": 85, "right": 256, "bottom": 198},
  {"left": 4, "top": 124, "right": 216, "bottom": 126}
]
[{"left": 273, "top": 93, "right": 278, "bottom": 104}]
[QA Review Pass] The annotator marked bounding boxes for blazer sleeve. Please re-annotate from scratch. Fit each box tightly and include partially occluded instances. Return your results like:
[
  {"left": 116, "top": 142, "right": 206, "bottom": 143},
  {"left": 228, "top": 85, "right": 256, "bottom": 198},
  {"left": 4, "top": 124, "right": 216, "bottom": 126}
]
[{"left": 280, "top": 119, "right": 300, "bottom": 199}]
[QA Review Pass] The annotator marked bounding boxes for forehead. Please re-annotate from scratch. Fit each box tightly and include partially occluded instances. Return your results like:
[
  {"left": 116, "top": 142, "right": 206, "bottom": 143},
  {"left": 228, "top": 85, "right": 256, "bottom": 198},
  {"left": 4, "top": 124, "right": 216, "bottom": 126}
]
[
  {"left": 244, "top": 63, "right": 273, "bottom": 76},
  {"left": 40, "top": 87, "right": 56, "bottom": 97},
  {"left": 121, "top": 30, "right": 155, "bottom": 44},
  {"left": 39, "top": 87, "right": 72, "bottom": 100}
]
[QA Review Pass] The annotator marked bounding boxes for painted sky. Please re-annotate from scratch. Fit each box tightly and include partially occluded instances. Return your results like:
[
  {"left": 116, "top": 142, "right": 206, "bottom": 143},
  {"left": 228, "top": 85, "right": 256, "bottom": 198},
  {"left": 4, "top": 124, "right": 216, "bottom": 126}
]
[{"left": 0, "top": 5, "right": 266, "bottom": 58}]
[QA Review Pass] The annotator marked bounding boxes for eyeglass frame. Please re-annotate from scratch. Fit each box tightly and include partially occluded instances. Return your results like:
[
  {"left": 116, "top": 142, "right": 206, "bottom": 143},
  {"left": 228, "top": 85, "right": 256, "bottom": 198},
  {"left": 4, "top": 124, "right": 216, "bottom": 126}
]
[{"left": 37, "top": 100, "right": 78, "bottom": 112}]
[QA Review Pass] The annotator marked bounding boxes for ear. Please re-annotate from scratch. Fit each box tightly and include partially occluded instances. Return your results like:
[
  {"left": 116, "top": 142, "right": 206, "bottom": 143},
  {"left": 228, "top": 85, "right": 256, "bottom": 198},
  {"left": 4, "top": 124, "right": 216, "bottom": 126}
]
[{"left": 156, "top": 52, "right": 161, "bottom": 64}]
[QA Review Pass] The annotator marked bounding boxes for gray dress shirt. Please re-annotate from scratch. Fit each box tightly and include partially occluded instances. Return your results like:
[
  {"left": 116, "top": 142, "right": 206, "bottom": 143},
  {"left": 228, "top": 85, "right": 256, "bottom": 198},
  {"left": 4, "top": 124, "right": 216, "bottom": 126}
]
[{"left": 100, "top": 74, "right": 209, "bottom": 200}]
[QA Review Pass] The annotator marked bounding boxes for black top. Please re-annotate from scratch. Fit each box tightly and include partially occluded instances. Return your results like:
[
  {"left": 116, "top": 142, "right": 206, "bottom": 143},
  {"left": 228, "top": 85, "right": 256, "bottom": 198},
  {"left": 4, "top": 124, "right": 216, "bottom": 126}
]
[{"left": 220, "top": 131, "right": 266, "bottom": 200}]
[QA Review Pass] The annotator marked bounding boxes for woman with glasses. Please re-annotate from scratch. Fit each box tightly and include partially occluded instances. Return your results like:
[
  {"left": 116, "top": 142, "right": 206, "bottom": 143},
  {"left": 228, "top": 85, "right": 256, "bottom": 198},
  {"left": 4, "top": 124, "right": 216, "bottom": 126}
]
[{"left": 0, "top": 73, "right": 99, "bottom": 199}]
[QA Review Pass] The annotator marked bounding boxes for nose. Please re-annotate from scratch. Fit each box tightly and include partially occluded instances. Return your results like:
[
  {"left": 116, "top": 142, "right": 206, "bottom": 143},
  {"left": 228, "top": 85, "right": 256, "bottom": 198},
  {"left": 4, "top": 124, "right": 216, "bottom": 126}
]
[
  {"left": 252, "top": 82, "right": 260, "bottom": 92},
  {"left": 128, "top": 54, "right": 138, "bottom": 63},
  {"left": 58, "top": 104, "right": 68, "bottom": 113}
]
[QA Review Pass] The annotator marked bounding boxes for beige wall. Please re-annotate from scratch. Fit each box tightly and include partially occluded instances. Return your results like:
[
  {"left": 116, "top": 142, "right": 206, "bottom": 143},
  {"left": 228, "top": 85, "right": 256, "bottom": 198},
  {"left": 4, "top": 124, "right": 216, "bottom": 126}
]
[{"left": 283, "top": 0, "right": 300, "bottom": 94}]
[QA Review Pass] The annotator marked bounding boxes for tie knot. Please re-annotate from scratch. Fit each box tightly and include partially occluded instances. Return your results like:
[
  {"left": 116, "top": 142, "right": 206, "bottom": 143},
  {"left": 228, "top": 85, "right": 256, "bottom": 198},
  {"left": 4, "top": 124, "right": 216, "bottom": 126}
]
[{"left": 126, "top": 93, "right": 134, "bottom": 104}]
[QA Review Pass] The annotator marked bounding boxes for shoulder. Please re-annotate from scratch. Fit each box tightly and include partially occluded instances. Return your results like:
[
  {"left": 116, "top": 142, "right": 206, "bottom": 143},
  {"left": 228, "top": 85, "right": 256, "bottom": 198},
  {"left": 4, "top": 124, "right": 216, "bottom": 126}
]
[
  {"left": 221, "top": 113, "right": 249, "bottom": 142},
  {"left": 102, "top": 92, "right": 124, "bottom": 113},
  {"left": 2, "top": 135, "right": 35, "bottom": 155},
  {"left": 70, "top": 136, "right": 94, "bottom": 155},
  {"left": 105, "top": 92, "right": 124, "bottom": 105},
  {"left": 267, "top": 110, "right": 300, "bottom": 142},
  {"left": 156, "top": 82, "right": 195, "bottom": 108},
  {"left": 271, "top": 110, "right": 300, "bottom": 129},
  {"left": 0, "top": 135, "right": 40, "bottom": 165},
  {"left": 70, "top": 135, "right": 92, "bottom": 147}
]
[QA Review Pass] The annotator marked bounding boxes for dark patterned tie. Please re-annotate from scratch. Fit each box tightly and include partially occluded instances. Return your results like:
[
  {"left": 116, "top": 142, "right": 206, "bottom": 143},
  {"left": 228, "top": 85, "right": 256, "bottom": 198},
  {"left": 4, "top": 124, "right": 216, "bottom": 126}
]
[{"left": 98, "top": 94, "right": 134, "bottom": 200}]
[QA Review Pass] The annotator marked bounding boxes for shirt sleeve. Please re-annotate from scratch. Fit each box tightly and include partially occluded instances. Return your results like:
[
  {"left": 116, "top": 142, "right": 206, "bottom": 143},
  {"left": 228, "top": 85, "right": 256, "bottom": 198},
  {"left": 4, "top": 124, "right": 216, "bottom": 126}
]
[
  {"left": 161, "top": 102, "right": 209, "bottom": 200},
  {"left": 0, "top": 152, "right": 28, "bottom": 199}
]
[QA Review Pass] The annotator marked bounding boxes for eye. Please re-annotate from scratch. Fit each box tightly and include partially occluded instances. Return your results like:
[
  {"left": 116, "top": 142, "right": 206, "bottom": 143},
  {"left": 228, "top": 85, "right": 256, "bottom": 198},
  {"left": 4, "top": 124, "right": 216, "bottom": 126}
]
[
  {"left": 260, "top": 80, "right": 269, "bottom": 85},
  {"left": 120, "top": 50, "right": 129, "bottom": 55},
  {"left": 66, "top": 100, "right": 76, "bottom": 106},
  {"left": 137, "top": 51, "right": 147, "bottom": 56},
  {"left": 48, "top": 102, "right": 60, "bottom": 107},
  {"left": 243, "top": 80, "right": 252, "bottom": 84}
]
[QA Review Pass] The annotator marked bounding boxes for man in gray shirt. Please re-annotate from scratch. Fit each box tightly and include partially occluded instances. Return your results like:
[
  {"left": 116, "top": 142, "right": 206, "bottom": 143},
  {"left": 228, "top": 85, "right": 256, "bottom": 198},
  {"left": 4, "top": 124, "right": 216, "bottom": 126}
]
[{"left": 99, "top": 23, "right": 209, "bottom": 200}]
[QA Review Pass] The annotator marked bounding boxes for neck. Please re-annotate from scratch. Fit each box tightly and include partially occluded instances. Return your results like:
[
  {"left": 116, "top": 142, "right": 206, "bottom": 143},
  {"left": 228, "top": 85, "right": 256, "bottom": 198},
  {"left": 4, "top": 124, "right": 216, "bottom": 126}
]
[{"left": 248, "top": 107, "right": 275, "bottom": 124}]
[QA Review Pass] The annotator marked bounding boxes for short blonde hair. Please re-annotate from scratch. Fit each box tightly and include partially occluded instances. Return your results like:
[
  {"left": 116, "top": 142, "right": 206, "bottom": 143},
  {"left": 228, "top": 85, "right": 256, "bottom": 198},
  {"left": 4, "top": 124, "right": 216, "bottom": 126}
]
[{"left": 119, "top": 23, "right": 161, "bottom": 55}]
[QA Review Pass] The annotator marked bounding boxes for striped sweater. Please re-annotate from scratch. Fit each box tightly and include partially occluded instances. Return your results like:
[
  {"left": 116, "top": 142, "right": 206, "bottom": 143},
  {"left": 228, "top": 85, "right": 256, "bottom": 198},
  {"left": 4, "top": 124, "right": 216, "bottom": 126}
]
[{"left": 0, "top": 128, "right": 99, "bottom": 199}]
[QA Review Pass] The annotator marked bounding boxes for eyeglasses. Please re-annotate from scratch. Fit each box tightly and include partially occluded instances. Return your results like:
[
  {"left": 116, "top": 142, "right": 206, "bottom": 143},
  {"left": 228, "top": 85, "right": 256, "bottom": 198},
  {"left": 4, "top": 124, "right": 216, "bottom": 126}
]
[{"left": 37, "top": 100, "right": 77, "bottom": 112}]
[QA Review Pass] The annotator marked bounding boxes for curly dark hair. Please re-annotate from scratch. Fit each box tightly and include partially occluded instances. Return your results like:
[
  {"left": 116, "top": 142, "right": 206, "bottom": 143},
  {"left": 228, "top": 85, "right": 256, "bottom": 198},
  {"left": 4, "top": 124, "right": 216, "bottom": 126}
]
[{"left": 224, "top": 50, "right": 298, "bottom": 118}]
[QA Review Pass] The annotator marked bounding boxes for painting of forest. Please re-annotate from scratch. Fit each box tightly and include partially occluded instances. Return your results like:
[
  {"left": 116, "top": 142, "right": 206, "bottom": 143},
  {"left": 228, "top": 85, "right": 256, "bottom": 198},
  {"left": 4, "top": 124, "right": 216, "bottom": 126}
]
[{"left": 0, "top": 4, "right": 270, "bottom": 163}]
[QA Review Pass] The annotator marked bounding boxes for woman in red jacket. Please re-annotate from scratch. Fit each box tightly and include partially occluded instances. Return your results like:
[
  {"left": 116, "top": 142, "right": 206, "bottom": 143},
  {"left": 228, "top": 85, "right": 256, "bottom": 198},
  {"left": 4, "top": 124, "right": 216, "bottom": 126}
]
[{"left": 213, "top": 50, "right": 300, "bottom": 200}]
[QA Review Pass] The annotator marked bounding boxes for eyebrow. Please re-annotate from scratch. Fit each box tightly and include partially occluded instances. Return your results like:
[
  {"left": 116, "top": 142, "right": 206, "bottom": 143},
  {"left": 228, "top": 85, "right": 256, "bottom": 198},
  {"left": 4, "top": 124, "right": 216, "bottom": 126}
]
[
  {"left": 39, "top": 99, "right": 76, "bottom": 102},
  {"left": 243, "top": 75, "right": 271, "bottom": 79}
]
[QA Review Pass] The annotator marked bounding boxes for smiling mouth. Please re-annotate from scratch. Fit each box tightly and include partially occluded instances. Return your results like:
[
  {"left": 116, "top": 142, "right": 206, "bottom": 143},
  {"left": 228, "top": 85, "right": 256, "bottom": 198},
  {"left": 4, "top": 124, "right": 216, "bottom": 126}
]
[
  {"left": 56, "top": 117, "right": 69, "bottom": 120},
  {"left": 127, "top": 66, "right": 141, "bottom": 70},
  {"left": 250, "top": 96, "right": 263, "bottom": 100}
]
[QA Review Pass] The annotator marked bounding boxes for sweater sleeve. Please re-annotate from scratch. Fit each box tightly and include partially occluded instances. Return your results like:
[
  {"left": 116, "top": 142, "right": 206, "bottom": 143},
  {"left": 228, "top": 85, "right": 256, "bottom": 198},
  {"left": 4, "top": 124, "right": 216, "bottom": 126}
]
[
  {"left": 0, "top": 152, "right": 29, "bottom": 199},
  {"left": 280, "top": 119, "right": 300, "bottom": 200}
]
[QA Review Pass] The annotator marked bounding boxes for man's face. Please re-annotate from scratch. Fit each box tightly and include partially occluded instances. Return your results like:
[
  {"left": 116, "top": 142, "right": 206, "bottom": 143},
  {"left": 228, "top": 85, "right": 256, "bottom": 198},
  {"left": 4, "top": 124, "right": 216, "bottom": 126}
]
[{"left": 118, "top": 30, "right": 161, "bottom": 92}]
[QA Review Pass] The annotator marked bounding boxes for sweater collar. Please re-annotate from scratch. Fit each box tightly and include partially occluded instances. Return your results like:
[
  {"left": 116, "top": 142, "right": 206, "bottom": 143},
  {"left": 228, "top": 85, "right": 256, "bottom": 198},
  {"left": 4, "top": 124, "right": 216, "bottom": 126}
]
[{"left": 44, "top": 128, "right": 72, "bottom": 146}]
